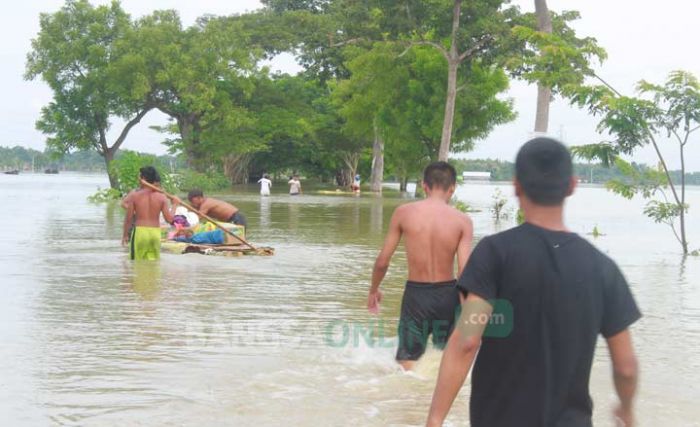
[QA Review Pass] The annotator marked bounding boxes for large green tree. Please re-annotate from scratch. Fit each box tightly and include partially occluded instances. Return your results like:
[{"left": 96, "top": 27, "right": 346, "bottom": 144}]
[
  {"left": 336, "top": 42, "right": 514, "bottom": 188},
  {"left": 265, "top": 0, "right": 604, "bottom": 162},
  {"left": 139, "top": 11, "right": 297, "bottom": 173},
  {"left": 26, "top": 0, "right": 157, "bottom": 189}
]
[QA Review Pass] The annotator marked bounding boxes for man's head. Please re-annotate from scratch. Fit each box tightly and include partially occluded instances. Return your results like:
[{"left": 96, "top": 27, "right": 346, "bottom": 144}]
[
  {"left": 139, "top": 166, "right": 159, "bottom": 185},
  {"left": 422, "top": 161, "right": 457, "bottom": 199},
  {"left": 187, "top": 189, "right": 205, "bottom": 208},
  {"left": 515, "top": 137, "right": 575, "bottom": 207}
]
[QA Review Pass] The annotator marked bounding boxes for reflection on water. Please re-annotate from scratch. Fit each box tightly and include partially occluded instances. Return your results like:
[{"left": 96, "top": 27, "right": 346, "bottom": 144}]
[
  {"left": 0, "top": 173, "right": 699, "bottom": 426},
  {"left": 130, "top": 261, "right": 162, "bottom": 300}
]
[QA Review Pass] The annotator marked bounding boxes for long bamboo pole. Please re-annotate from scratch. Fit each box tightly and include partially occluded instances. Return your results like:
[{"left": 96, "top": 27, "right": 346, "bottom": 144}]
[{"left": 140, "top": 179, "right": 258, "bottom": 251}]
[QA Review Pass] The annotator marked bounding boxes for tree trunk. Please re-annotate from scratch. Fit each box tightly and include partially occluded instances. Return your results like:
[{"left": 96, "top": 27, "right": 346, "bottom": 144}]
[
  {"left": 223, "top": 153, "right": 252, "bottom": 184},
  {"left": 535, "top": 85, "right": 552, "bottom": 134},
  {"left": 680, "top": 142, "right": 688, "bottom": 254},
  {"left": 103, "top": 148, "right": 119, "bottom": 190},
  {"left": 439, "top": 60, "right": 459, "bottom": 161},
  {"left": 534, "top": 0, "right": 553, "bottom": 134},
  {"left": 341, "top": 152, "right": 360, "bottom": 189},
  {"left": 178, "top": 115, "right": 203, "bottom": 170},
  {"left": 369, "top": 123, "right": 384, "bottom": 192},
  {"left": 438, "top": 0, "right": 463, "bottom": 161},
  {"left": 399, "top": 176, "right": 408, "bottom": 192}
]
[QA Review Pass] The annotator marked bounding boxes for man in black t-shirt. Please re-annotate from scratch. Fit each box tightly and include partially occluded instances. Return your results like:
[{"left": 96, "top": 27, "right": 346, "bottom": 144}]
[{"left": 427, "top": 138, "right": 641, "bottom": 427}]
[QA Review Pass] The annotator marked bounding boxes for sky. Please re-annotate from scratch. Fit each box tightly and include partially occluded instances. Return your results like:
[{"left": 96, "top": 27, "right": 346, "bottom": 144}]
[{"left": 1, "top": 0, "right": 699, "bottom": 171}]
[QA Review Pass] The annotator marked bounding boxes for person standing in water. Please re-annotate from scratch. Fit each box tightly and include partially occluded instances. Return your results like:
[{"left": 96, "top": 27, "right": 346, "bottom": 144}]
[
  {"left": 122, "top": 166, "right": 177, "bottom": 261},
  {"left": 368, "top": 162, "right": 473, "bottom": 371},
  {"left": 288, "top": 175, "right": 302, "bottom": 195},
  {"left": 351, "top": 174, "right": 361, "bottom": 193},
  {"left": 427, "top": 138, "right": 641, "bottom": 427},
  {"left": 258, "top": 174, "right": 272, "bottom": 196}
]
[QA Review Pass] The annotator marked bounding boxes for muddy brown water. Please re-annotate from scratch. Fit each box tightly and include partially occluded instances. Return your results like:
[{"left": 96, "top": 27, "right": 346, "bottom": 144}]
[{"left": 1, "top": 172, "right": 698, "bottom": 426}]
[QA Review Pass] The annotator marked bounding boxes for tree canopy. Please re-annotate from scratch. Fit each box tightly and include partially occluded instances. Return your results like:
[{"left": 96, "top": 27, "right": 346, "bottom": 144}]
[{"left": 26, "top": 0, "right": 605, "bottom": 190}]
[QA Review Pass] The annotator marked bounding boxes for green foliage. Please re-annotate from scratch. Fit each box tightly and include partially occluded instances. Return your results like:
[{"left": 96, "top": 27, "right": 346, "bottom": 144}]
[
  {"left": 603, "top": 158, "right": 667, "bottom": 200},
  {"left": 174, "top": 170, "right": 230, "bottom": 193},
  {"left": 335, "top": 41, "right": 514, "bottom": 183},
  {"left": 516, "top": 208, "right": 525, "bottom": 225},
  {"left": 643, "top": 200, "right": 687, "bottom": 225},
  {"left": 570, "top": 143, "right": 618, "bottom": 168},
  {"left": 87, "top": 187, "right": 122, "bottom": 203},
  {"left": 25, "top": 0, "right": 159, "bottom": 188},
  {"left": 108, "top": 151, "right": 175, "bottom": 195},
  {"left": 570, "top": 70, "right": 700, "bottom": 253},
  {"left": 0, "top": 146, "right": 50, "bottom": 170},
  {"left": 508, "top": 11, "right": 607, "bottom": 93},
  {"left": 451, "top": 198, "right": 480, "bottom": 214}
]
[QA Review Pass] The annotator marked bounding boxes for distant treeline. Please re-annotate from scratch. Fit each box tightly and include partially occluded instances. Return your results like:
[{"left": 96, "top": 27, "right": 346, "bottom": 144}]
[
  {"left": 452, "top": 158, "right": 700, "bottom": 186},
  {"left": 4, "top": 145, "right": 700, "bottom": 186},
  {"left": 0, "top": 146, "right": 183, "bottom": 172}
]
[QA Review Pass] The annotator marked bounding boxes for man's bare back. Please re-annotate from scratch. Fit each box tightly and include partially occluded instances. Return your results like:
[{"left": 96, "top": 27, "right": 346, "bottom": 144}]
[
  {"left": 130, "top": 189, "right": 171, "bottom": 227},
  {"left": 368, "top": 162, "right": 473, "bottom": 369},
  {"left": 395, "top": 199, "right": 473, "bottom": 283},
  {"left": 197, "top": 198, "right": 238, "bottom": 222}
]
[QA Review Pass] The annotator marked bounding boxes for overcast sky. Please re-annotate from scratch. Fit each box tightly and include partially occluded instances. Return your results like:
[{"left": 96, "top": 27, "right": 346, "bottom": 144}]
[{"left": 2, "top": 0, "right": 699, "bottom": 170}]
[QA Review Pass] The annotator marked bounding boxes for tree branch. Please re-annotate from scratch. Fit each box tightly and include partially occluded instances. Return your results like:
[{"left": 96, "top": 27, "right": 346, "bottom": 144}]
[
  {"left": 671, "top": 129, "right": 685, "bottom": 146},
  {"left": 646, "top": 130, "right": 683, "bottom": 207},
  {"left": 328, "top": 36, "right": 367, "bottom": 48},
  {"left": 592, "top": 73, "right": 624, "bottom": 97},
  {"left": 458, "top": 35, "right": 493, "bottom": 62},
  {"left": 399, "top": 41, "right": 449, "bottom": 61},
  {"left": 110, "top": 107, "right": 153, "bottom": 153}
]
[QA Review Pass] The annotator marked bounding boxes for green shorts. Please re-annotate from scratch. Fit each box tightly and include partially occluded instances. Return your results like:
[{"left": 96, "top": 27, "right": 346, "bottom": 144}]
[{"left": 130, "top": 226, "right": 161, "bottom": 261}]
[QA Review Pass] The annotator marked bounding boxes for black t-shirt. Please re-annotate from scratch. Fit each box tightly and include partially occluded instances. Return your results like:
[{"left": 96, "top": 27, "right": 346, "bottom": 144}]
[{"left": 457, "top": 222, "right": 641, "bottom": 427}]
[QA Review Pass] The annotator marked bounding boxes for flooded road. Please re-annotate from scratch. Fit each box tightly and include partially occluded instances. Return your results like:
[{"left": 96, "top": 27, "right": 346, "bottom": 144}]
[{"left": 1, "top": 172, "right": 699, "bottom": 426}]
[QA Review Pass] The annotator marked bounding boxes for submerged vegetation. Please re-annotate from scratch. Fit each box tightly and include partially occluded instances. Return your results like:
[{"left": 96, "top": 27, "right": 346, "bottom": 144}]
[{"left": 571, "top": 71, "right": 700, "bottom": 254}]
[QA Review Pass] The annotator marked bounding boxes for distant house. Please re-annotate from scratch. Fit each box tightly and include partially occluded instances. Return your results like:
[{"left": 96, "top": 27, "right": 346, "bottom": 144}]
[{"left": 462, "top": 171, "right": 491, "bottom": 181}]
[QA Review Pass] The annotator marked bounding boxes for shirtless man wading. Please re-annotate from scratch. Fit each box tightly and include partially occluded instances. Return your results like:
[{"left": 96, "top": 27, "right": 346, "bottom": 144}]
[
  {"left": 368, "top": 161, "right": 473, "bottom": 370},
  {"left": 122, "top": 166, "right": 176, "bottom": 261}
]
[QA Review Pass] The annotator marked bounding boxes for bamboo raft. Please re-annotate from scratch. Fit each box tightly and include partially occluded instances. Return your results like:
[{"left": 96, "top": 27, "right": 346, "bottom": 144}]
[
  {"left": 161, "top": 241, "right": 275, "bottom": 257},
  {"left": 140, "top": 179, "right": 274, "bottom": 257}
]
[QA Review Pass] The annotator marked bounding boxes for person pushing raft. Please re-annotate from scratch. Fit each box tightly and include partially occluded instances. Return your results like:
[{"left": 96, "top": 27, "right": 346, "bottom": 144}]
[
  {"left": 185, "top": 189, "right": 248, "bottom": 228},
  {"left": 368, "top": 162, "right": 473, "bottom": 371},
  {"left": 122, "top": 166, "right": 177, "bottom": 261}
]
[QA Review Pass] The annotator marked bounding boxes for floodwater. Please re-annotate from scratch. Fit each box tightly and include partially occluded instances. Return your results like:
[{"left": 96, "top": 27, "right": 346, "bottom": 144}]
[{"left": 1, "top": 172, "right": 699, "bottom": 427}]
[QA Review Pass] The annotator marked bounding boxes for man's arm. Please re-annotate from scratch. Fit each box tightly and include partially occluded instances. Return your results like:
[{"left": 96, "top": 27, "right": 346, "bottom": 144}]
[
  {"left": 426, "top": 293, "right": 493, "bottom": 427},
  {"left": 121, "top": 190, "right": 134, "bottom": 210},
  {"left": 367, "top": 208, "right": 403, "bottom": 313},
  {"left": 122, "top": 201, "right": 135, "bottom": 245},
  {"left": 161, "top": 195, "right": 176, "bottom": 224},
  {"left": 456, "top": 216, "right": 473, "bottom": 277},
  {"left": 606, "top": 329, "right": 638, "bottom": 427}
]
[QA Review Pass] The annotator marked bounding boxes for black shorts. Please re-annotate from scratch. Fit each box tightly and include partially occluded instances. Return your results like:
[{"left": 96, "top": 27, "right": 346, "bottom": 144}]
[
  {"left": 228, "top": 212, "right": 247, "bottom": 228},
  {"left": 396, "top": 280, "right": 461, "bottom": 361}
]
